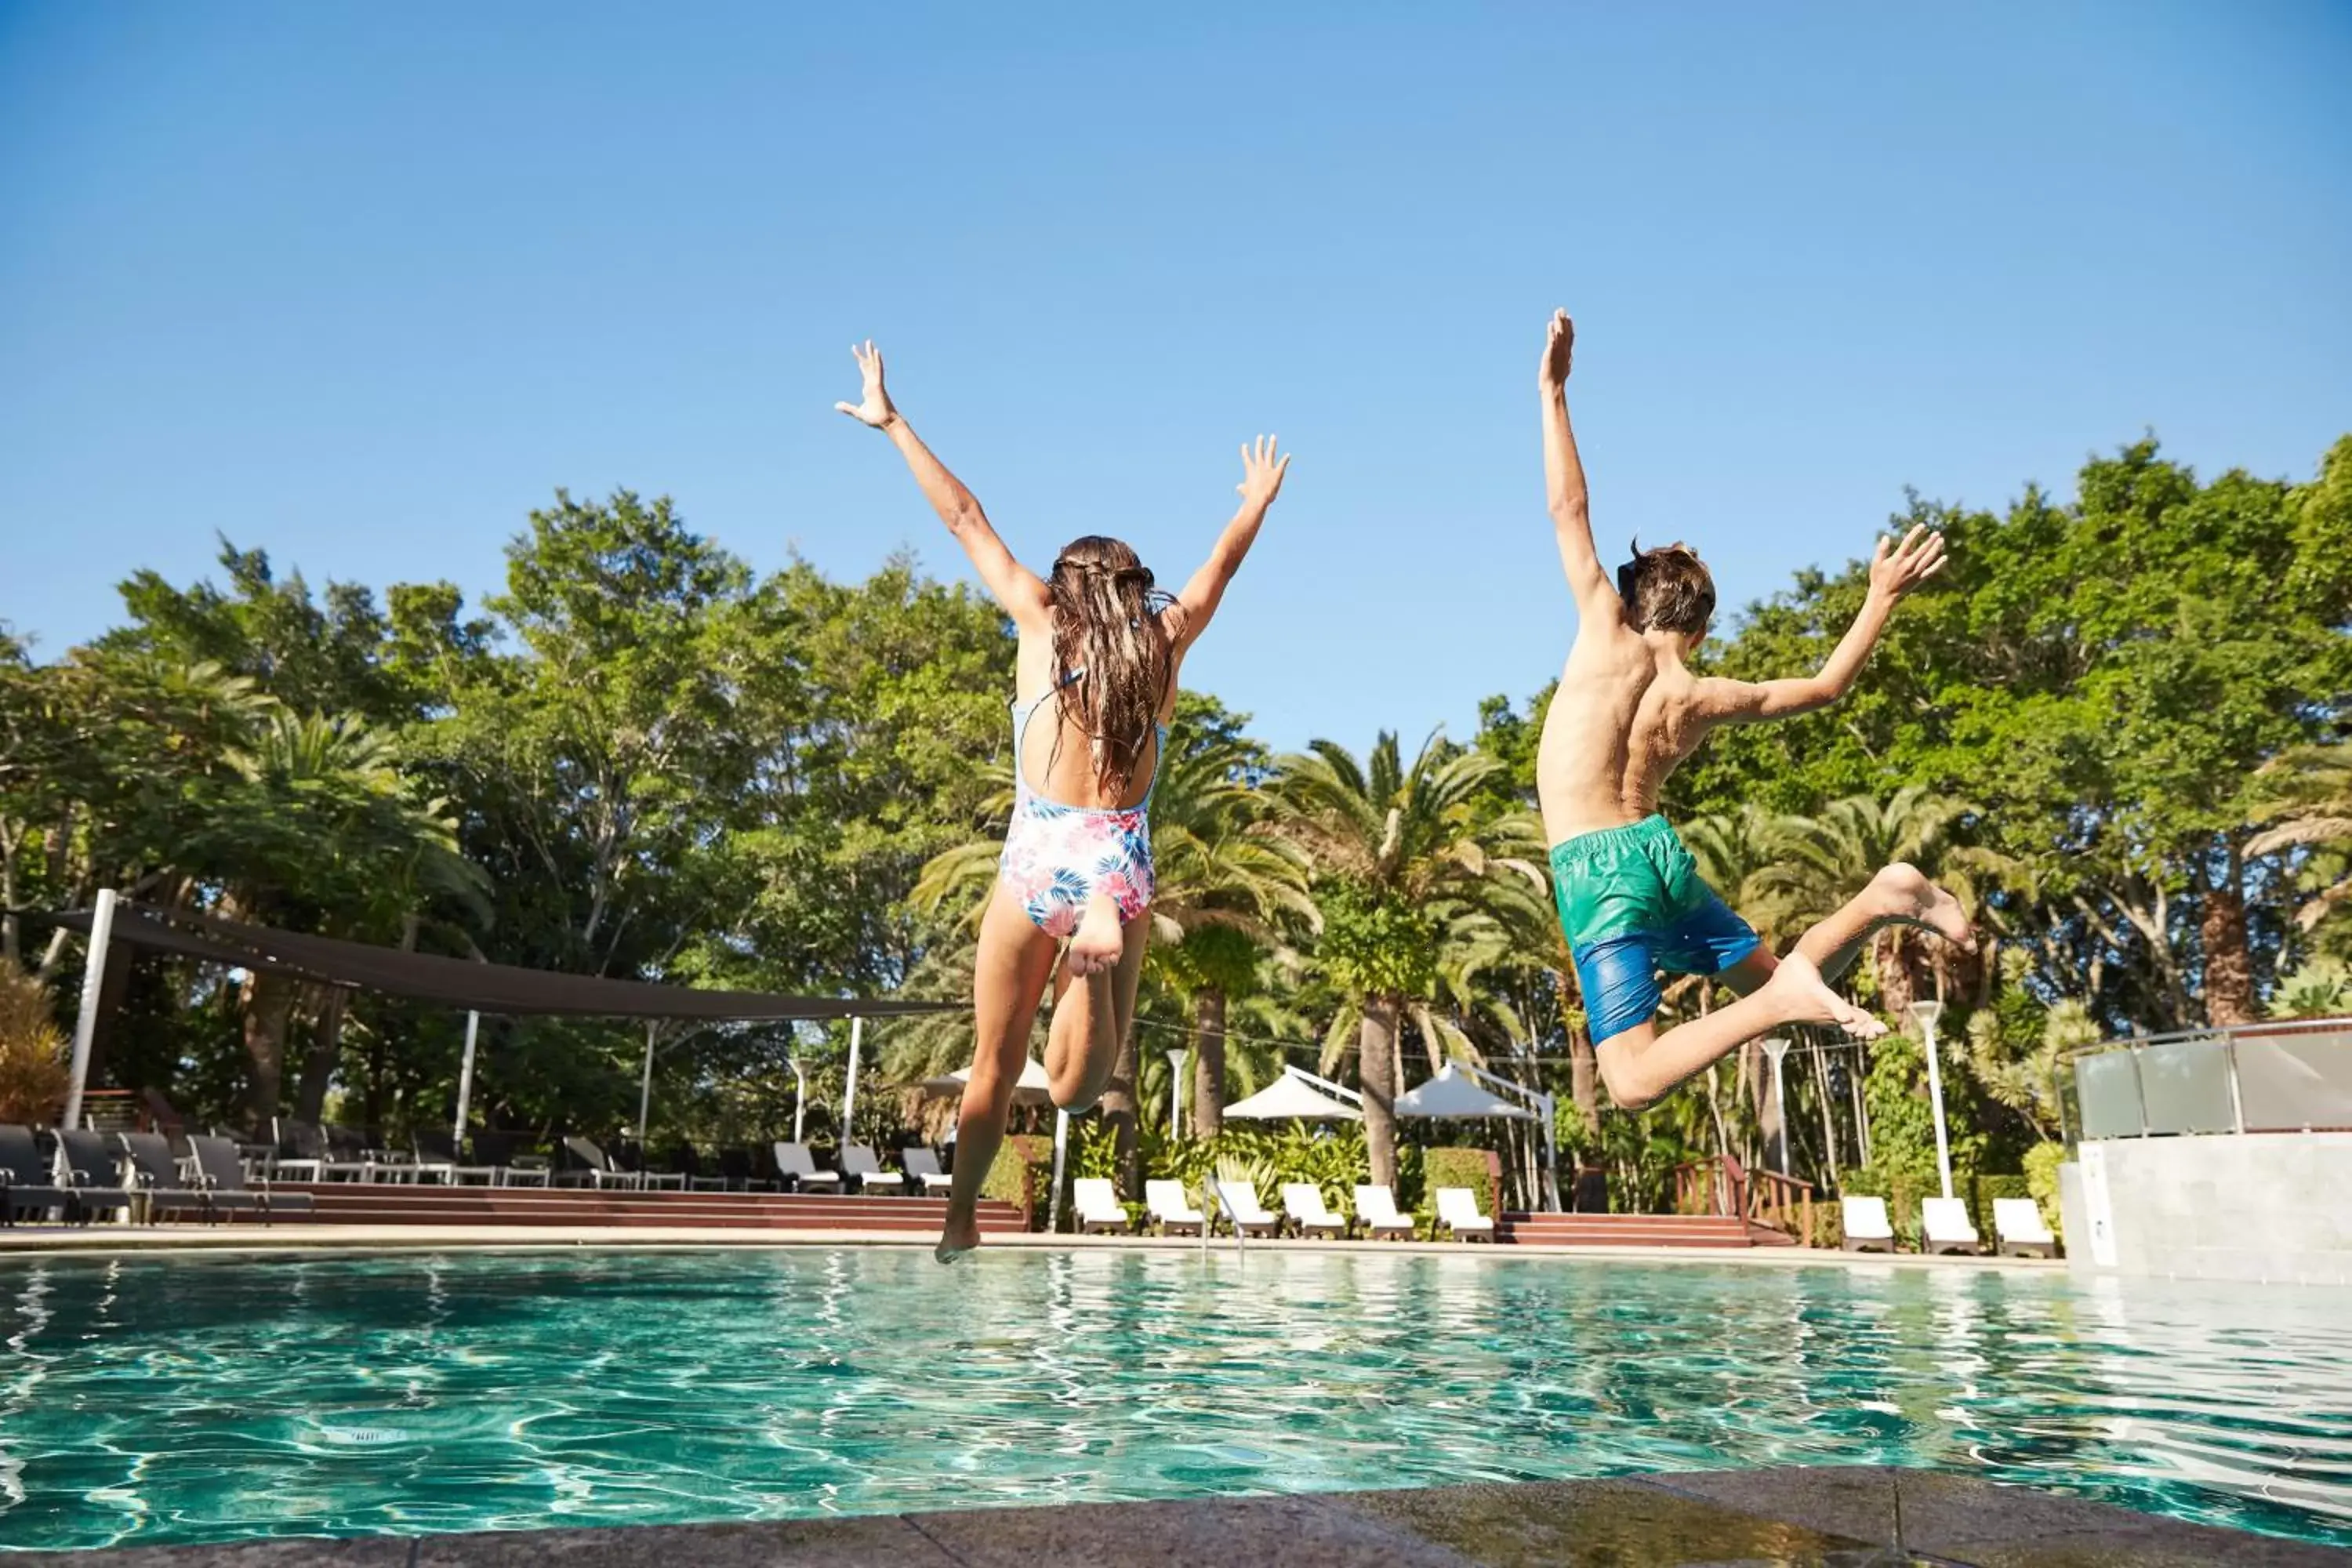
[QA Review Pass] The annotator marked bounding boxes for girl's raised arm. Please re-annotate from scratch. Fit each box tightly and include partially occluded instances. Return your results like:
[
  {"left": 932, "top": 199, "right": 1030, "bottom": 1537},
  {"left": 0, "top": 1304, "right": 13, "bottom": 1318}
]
[
  {"left": 1173, "top": 434, "right": 1290, "bottom": 654},
  {"left": 838, "top": 341, "right": 1051, "bottom": 630}
]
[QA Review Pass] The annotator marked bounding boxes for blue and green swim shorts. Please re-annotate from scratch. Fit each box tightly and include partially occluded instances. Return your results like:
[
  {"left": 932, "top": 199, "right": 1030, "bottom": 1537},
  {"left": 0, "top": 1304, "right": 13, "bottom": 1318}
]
[{"left": 1549, "top": 813, "right": 1762, "bottom": 1045}]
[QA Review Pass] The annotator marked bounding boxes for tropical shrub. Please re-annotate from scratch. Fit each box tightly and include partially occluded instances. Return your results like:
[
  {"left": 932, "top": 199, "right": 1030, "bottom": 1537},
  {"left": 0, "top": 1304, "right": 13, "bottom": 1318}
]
[
  {"left": 0, "top": 961, "right": 69, "bottom": 1127},
  {"left": 2022, "top": 1140, "right": 2067, "bottom": 1244}
]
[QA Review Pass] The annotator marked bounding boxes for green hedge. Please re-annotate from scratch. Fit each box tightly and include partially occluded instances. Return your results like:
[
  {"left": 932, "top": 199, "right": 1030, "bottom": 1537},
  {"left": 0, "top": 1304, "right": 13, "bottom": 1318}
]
[
  {"left": 983, "top": 1134, "right": 1054, "bottom": 1224},
  {"left": 1421, "top": 1147, "right": 1497, "bottom": 1219}
]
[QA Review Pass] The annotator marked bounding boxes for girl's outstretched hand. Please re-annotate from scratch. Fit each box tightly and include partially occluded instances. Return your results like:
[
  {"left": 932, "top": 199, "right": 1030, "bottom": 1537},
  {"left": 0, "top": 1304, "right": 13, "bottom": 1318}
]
[
  {"left": 834, "top": 340, "right": 897, "bottom": 429},
  {"left": 1237, "top": 434, "right": 1291, "bottom": 510}
]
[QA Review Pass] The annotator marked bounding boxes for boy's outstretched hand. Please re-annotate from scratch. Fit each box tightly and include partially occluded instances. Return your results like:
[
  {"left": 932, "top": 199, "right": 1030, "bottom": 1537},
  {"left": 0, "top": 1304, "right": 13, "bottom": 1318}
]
[
  {"left": 1868, "top": 524, "right": 1949, "bottom": 602},
  {"left": 834, "top": 339, "right": 898, "bottom": 429},
  {"left": 1540, "top": 309, "right": 1575, "bottom": 390},
  {"left": 1237, "top": 434, "right": 1290, "bottom": 510}
]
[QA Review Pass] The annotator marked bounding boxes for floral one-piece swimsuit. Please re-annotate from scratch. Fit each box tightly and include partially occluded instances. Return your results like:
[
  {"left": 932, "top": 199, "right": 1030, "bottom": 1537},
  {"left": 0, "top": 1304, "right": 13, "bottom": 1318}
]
[{"left": 996, "top": 670, "right": 1167, "bottom": 939}]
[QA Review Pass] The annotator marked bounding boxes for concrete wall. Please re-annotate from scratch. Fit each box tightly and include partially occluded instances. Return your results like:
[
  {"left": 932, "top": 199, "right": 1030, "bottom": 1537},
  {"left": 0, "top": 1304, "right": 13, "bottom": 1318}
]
[{"left": 2064, "top": 1131, "right": 2352, "bottom": 1287}]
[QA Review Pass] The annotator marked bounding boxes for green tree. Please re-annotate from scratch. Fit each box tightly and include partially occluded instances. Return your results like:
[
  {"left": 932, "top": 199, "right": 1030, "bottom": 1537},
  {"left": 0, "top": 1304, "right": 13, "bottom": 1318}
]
[{"left": 1273, "top": 731, "right": 1546, "bottom": 1187}]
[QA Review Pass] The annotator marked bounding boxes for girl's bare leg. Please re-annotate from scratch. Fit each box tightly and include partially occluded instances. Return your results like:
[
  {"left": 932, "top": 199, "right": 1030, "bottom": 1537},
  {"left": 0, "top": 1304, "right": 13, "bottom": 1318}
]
[
  {"left": 938, "top": 888, "right": 1060, "bottom": 1263},
  {"left": 1044, "top": 898, "right": 1149, "bottom": 1112}
]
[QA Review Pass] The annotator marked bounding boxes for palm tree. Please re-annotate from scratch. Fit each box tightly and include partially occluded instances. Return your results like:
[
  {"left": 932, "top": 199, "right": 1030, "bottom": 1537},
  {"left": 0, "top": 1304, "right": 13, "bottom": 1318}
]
[
  {"left": 1143, "top": 728, "right": 1315, "bottom": 1142},
  {"left": 206, "top": 710, "right": 484, "bottom": 1121},
  {"left": 1272, "top": 731, "right": 1548, "bottom": 1187},
  {"left": 1747, "top": 786, "right": 2012, "bottom": 1017},
  {"left": 2251, "top": 741, "right": 2352, "bottom": 935}
]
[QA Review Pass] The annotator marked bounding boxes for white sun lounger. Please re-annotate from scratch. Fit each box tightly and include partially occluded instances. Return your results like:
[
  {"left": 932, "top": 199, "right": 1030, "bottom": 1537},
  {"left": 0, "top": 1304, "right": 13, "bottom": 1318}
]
[
  {"left": 1435, "top": 1186, "right": 1495, "bottom": 1242},
  {"left": 1841, "top": 1195, "right": 1896, "bottom": 1252},
  {"left": 900, "top": 1147, "right": 955, "bottom": 1194},
  {"left": 772, "top": 1142, "right": 844, "bottom": 1193},
  {"left": 1993, "top": 1196, "right": 2057, "bottom": 1258},
  {"left": 1281, "top": 1182, "right": 1349, "bottom": 1239},
  {"left": 1922, "top": 1196, "right": 1984, "bottom": 1255},
  {"left": 840, "top": 1144, "right": 904, "bottom": 1194},
  {"left": 1145, "top": 1178, "right": 1205, "bottom": 1236},
  {"left": 1352, "top": 1184, "right": 1417, "bottom": 1240},
  {"left": 1210, "top": 1178, "right": 1283, "bottom": 1238},
  {"left": 1072, "top": 1178, "right": 1133, "bottom": 1234}
]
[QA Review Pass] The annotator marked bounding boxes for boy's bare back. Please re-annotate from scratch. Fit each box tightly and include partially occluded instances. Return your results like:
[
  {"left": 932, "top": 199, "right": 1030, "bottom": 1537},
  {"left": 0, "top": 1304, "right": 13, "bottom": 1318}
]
[
  {"left": 1530, "top": 309, "right": 1946, "bottom": 849},
  {"left": 1537, "top": 612, "right": 1715, "bottom": 844}
]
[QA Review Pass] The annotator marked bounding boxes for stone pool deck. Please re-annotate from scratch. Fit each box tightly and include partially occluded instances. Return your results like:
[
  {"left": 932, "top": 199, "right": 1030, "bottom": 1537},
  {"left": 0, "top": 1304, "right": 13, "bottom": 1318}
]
[
  {"left": 0, "top": 1224, "right": 2067, "bottom": 1270},
  {"left": 24, "top": 1469, "right": 2346, "bottom": 1565}
]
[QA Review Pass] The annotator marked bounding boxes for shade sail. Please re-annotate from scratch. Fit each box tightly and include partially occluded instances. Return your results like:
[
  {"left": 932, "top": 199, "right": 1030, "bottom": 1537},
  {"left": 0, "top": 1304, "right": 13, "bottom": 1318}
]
[
  {"left": 44, "top": 903, "right": 956, "bottom": 1023},
  {"left": 1222, "top": 1066, "right": 1363, "bottom": 1122},
  {"left": 916, "top": 1058, "right": 1053, "bottom": 1105},
  {"left": 1393, "top": 1063, "right": 1537, "bottom": 1120}
]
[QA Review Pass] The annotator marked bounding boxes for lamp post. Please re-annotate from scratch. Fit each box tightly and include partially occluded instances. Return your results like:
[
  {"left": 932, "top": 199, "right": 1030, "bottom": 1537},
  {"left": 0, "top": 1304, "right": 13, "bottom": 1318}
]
[
  {"left": 1165, "top": 1049, "right": 1186, "bottom": 1138},
  {"left": 1759, "top": 1036, "right": 1791, "bottom": 1175},
  {"left": 1907, "top": 1000, "right": 1955, "bottom": 1200}
]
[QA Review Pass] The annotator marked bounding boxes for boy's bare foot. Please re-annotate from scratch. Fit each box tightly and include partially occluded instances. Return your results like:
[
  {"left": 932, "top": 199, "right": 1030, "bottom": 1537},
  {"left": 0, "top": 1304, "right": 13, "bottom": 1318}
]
[
  {"left": 935, "top": 1205, "right": 982, "bottom": 1264},
  {"left": 1764, "top": 953, "right": 1887, "bottom": 1039},
  {"left": 1872, "top": 862, "right": 1977, "bottom": 951},
  {"left": 1066, "top": 894, "right": 1123, "bottom": 976}
]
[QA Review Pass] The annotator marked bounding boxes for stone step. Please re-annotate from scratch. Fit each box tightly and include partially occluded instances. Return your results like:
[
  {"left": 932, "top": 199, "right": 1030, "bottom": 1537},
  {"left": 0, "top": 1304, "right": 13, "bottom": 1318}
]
[
  {"left": 263, "top": 1185, "right": 1026, "bottom": 1232},
  {"left": 1498, "top": 1213, "right": 1756, "bottom": 1247}
]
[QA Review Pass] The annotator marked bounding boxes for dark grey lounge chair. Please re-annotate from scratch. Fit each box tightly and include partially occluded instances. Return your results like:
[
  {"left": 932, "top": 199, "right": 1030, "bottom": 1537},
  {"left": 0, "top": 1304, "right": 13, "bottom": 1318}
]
[
  {"left": 0, "top": 1124, "right": 77, "bottom": 1225},
  {"left": 467, "top": 1130, "right": 549, "bottom": 1188},
  {"left": 115, "top": 1131, "right": 214, "bottom": 1222},
  {"left": 559, "top": 1136, "right": 646, "bottom": 1189},
  {"left": 717, "top": 1146, "right": 767, "bottom": 1192},
  {"left": 53, "top": 1128, "right": 136, "bottom": 1222},
  {"left": 188, "top": 1134, "right": 314, "bottom": 1223}
]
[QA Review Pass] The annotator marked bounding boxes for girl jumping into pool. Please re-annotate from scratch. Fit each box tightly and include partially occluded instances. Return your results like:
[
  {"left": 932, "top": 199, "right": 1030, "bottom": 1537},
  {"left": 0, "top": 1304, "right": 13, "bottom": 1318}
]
[{"left": 837, "top": 341, "right": 1290, "bottom": 1261}]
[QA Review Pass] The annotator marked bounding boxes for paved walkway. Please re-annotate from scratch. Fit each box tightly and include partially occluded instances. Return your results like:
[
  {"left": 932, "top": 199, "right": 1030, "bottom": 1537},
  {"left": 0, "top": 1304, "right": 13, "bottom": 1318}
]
[
  {"left": 0, "top": 1224, "right": 2066, "bottom": 1270},
  {"left": 21, "top": 1468, "right": 2343, "bottom": 1565}
]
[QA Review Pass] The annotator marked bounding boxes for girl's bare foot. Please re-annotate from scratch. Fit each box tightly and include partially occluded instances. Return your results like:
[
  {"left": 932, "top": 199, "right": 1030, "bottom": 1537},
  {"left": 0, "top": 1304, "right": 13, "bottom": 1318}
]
[
  {"left": 1066, "top": 894, "right": 1123, "bottom": 976},
  {"left": 1872, "top": 862, "right": 1977, "bottom": 951},
  {"left": 1764, "top": 953, "right": 1887, "bottom": 1039},
  {"left": 935, "top": 1204, "right": 982, "bottom": 1264}
]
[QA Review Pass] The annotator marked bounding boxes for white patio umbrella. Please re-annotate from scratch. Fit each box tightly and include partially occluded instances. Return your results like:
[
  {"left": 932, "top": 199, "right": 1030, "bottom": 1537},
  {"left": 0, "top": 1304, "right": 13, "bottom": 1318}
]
[
  {"left": 1393, "top": 1063, "right": 1537, "bottom": 1120},
  {"left": 1222, "top": 1065, "right": 1363, "bottom": 1122},
  {"left": 917, "top": 1057, "right": 1054, "bottom": 1106},
  {"left": 1394, "top": 1062, "right": 1559, "bottom": 1212}
]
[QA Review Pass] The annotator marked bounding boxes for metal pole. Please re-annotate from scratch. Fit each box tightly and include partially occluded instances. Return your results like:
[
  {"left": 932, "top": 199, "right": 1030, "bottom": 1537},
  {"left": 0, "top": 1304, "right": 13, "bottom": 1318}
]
[
  {"left": 1534, "top": 1091, "right": 1561, "bottom": 1212},
  {"left": 789, "top": 1056, "right": 808, "bottom": 1145},
  {"left": 841, "top": 1015, "right": 865, "bottom": 1140},
  {"left": 61, "top": 888, "right": 118, "bottom": 1131},
  {"left": 1761, "top": 1037, "right": 1791, "bottom": 1176},
  {"left": 453, "top": 1011, "right": 480, "bottom": 1146},
  {"left": 636, "top": 1021, "right": 657, "bottom": 1153},
  {"left": 1165, "top": 1048, "right": 1186, "bottom": 1138},
  {"left": 1048, "top": 1108, "right": 1069, "bottom": 1232},
  {"left": 1910, "top": 1003, "right": 1955, "bottom": 1201}
]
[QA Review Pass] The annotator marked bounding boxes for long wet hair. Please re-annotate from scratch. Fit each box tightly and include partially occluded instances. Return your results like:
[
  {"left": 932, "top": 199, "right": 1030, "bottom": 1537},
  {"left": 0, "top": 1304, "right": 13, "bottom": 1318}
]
[{"left": 1045, "top": 535, "right": 1174, "bottom": 793}]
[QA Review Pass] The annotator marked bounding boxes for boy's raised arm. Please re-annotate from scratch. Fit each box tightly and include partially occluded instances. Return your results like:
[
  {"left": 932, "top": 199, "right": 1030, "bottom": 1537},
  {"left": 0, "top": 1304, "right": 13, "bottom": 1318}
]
[
  {"left": 1698, "top": 524, "right": 1948, "bottom": 724},
  {"left": 1174, "top": 434, "right": 1290, "bottom": 652},
  {"left": 838, "top": 340, "right": 1051, "bottom": 630},
  {"left": 1541, "top": 310, "right": 1617, "bottom": 615}
]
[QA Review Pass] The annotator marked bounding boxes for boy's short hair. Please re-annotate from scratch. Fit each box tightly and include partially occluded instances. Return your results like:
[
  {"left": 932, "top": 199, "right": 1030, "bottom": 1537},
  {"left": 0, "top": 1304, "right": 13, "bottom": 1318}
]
[{"left": 1617, "top": 539, "right": 1715, "bottom": 636}]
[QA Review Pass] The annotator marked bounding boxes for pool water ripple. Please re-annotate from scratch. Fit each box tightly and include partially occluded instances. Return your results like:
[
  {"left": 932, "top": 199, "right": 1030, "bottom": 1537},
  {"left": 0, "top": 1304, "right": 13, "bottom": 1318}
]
[{"left": 0, "top": 1248, "right": 2347, "bottom": 1551}]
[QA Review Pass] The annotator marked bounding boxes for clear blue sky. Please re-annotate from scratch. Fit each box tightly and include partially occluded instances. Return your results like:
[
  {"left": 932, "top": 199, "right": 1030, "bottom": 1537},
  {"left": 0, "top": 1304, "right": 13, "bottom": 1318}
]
[{"left": 4, "top": 3, "right": 2347, "bottom": 752}]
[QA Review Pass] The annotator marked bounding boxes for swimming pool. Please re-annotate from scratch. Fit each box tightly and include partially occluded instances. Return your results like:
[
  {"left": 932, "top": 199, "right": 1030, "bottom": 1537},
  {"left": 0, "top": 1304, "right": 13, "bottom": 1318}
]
[{"left": 1, "top": 1247, "right": 2346, "bottom": 1552}]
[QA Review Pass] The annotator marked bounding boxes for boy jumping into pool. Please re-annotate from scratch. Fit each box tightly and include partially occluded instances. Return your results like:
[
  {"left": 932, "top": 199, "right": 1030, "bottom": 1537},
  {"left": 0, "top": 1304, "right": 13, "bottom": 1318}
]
[
  {"left": 1534, "top": 309, "right": 1973, "bottom": 1109},
  {"left": 837, "top": 340, "right": 1288, "bottom": 1260}
]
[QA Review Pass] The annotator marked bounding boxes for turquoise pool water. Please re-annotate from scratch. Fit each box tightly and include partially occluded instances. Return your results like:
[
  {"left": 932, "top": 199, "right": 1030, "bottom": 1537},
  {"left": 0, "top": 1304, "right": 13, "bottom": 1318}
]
[{"left": 1, "top": 1247, "right": 2347, "bottom": 1552}]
